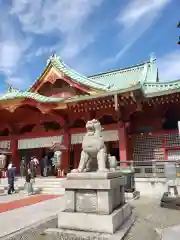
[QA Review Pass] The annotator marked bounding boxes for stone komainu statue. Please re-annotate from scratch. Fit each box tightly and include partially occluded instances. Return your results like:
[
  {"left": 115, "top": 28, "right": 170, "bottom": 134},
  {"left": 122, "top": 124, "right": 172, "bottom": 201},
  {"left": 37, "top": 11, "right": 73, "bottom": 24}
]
[{"left": 71, "top": 119, "right": 117, "bottom": 173}]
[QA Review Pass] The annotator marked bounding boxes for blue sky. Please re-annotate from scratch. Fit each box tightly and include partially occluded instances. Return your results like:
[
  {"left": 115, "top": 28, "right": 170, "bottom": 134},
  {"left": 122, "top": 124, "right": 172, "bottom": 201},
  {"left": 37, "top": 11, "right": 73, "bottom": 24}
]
[{"left": 0, "top": 0, "right": 179, "bottom": 93}]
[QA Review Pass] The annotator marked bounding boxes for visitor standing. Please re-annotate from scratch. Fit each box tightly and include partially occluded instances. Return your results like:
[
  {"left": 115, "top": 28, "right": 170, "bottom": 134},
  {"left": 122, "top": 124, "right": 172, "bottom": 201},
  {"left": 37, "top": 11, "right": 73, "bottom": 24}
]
[
  {"left": 33, "top": 156, "right": 39, "bottom": 176},
  {"left": 25, "top": 168, "right": 34, "bottom": 195},
  {"left": 7, "top": 162, "right": 16, "bottom": 195},
  {"left": 20, "top": 158, "right": 26, "bottom": 178},
  {"left": 43, "top": 155, "right": 48, "bottom": 177},
  {"left": 30, "top": 157, "right": 37, "bottom": 178},
  {"left": 33, "top": 156, "right": 39, "bottom": 166}
]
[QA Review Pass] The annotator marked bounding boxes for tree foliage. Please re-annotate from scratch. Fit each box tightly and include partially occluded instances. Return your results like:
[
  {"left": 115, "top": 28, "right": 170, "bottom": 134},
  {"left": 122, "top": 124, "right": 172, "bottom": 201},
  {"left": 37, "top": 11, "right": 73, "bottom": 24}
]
[{"left": 177, "top": 22, "right": 180, "bottom": 45}]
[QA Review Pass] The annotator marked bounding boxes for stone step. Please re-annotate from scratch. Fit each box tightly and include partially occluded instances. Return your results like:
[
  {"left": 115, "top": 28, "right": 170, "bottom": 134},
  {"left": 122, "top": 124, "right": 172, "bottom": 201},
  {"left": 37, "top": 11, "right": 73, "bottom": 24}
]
[
  {"left": 0, "top": 187, "right": 4, "bottom": 194},
  {"left": 40, "top": 186, "right": 64, "bottom": 191},
  {"left": 1, "top": 177, "right": 65, "bottom": 195},
  {"left": 41, "top": 188, "right": 64, "bottom": 193},
  {"left": 1, "top": 177, "right": 64, "bottom": 182},
  {"left": 34, "top": 181, "right": 62, "bottom": 187}
]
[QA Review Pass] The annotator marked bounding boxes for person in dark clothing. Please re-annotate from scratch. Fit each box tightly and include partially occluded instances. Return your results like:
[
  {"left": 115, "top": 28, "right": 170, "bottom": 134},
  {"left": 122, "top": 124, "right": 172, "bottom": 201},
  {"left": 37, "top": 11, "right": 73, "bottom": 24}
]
[
  {"left": 40, "top": 158, "right": 44, "bottom": 176},
  {"left": 20, "top": 158, "right": 26, "bottom": 178},
  {"left": 7, "top": 162, "right": 16, "bottom": 195}
]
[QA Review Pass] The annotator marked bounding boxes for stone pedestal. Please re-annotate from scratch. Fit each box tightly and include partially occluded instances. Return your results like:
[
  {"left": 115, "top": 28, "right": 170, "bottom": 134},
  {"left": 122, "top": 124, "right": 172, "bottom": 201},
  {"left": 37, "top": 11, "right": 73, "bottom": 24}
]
[{"left": 46, "top": 171, "right": 135, "bottom": 239}]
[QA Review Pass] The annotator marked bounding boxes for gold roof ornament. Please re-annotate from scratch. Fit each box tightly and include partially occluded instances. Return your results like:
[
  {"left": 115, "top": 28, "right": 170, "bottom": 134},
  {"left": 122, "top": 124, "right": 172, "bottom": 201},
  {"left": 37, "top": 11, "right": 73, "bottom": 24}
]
[
  {"left": 4, "top": 79, "right": 20, "bottom": 93},
  {"left": 149, "top": 52, "right": 156, "bottom": 62}
]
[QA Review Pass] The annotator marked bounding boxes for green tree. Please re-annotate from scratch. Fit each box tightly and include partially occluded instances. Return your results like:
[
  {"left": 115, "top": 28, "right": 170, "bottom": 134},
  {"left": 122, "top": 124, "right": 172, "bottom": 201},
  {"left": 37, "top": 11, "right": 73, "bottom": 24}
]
[{"left": 177, "top": 22, "right": 180, "bottom": 45}]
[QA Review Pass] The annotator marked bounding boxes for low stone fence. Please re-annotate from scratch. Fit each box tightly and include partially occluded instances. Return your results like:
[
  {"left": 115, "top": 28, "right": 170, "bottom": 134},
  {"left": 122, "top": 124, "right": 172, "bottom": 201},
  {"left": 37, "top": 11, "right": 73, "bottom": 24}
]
[{"left": 118, "top": 160, "right": 180, "bottom": 178}]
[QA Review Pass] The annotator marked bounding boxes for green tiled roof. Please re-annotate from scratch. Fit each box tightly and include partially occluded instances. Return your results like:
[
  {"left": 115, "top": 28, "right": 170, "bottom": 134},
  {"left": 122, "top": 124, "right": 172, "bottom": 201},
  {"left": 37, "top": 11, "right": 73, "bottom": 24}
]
[
  {"left": 0, "top": 89, "right": 64, "bottom": 103},
  {"left": 143, "top": 79, "right": 180, "bottom": 97},
  {"left": 49, "top": 55, "right": 111, "bottom": 91},
  {"left": 2, "top": 54, "right": 180, "bottom": 104},
  {"left": 30, "top": 54, "right": 158, "bottom": 93},
  {"left": 88, "top": 58, "right": 158, "bottom": 91},
  {"left": 1, "top": 79, "right": 180, "bottom": 104},
  {"left": 0, "top": 84, "right": 141, "bottom": 104}
]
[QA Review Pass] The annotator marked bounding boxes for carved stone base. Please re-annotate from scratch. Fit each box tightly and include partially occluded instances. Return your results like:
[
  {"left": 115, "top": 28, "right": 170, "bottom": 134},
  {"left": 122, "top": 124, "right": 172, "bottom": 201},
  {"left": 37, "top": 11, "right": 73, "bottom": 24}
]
[
  {"left": 45, "top": 214, "right": 135, "bottom": 240},
  {"left": 58, "top": 203, "right": 132, "bottom": 234},
  {"left": 63, "top": 171, "right": 125, "bottom": 215}
]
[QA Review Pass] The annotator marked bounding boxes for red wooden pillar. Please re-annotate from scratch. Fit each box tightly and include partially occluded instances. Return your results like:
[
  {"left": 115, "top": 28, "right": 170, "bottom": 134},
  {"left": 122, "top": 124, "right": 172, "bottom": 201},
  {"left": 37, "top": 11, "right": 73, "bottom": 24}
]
[
  {"left": 118, "top": 124, "right": 128, "bottom": 166},
  {"left": 60, "top": 132, "right": 70, "bottom": 176},
  {"left": 10, "top": 138, "right": 19, "bottom": 173},
  {"left": 74, "top": 144, "right": 81, "bottom": 169}
]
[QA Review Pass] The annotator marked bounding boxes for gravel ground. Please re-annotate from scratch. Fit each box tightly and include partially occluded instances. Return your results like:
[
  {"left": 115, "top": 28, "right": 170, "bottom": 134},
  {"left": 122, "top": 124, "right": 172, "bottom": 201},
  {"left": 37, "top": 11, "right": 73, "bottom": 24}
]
[{"left": 131, "top": 196, "right": 180, "bottom": 229}]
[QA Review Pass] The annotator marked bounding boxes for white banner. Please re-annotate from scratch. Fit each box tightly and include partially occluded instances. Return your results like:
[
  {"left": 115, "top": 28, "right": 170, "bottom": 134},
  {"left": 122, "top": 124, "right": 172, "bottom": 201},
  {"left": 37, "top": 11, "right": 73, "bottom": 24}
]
[
  {"left": 18, "top": 135, "right": 63, "bottom": 150},
  {"left": 71, "top": 130, "right": 119, "bottom": 144}
]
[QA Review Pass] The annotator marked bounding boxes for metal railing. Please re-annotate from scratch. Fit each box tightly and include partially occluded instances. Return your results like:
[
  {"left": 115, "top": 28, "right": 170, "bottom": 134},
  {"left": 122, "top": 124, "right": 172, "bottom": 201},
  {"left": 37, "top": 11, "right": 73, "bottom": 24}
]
[{"left": 117, "top": 160, "right": 180, "bottom": 178}]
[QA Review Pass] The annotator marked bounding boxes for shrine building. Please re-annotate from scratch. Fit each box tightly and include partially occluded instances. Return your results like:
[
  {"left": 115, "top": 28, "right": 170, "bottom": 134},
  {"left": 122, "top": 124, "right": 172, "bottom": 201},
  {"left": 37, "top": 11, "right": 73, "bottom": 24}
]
[{"left": 0, "top": 54, "right": 180, "bottom": 174}]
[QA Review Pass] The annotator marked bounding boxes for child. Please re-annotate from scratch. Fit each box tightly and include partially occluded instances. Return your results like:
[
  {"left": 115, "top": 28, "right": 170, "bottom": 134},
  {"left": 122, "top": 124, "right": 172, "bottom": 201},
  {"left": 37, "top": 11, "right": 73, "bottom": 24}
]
[{"left": 25, "top": 168, "right": 34, "bottom": 195}]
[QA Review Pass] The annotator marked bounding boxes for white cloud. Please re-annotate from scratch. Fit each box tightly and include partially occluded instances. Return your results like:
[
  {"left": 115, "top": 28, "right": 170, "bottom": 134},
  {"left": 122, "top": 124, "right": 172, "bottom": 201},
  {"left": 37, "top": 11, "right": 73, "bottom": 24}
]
[
  {"left": 104, "top": 0, "right": 171, "bottom": 65},
  {"left": 117, "top": 0, "right": 170, "bottom": 29},
  {"left": 0, "top": 12, "right": 32, "bottom": 89},
  {"left": 0, "top": 0, "right": 103, "bottom": 90},
  {"left": 11, "top": 0, "right": 103, "bottom": 60},
  {"left": 158, "top": 50, "right": 180, "bottom": 81},
  {"left": 60, "top": 32, "right": 95, "bottom": 60},
  {"left": 0, "top": 40, "right": 30, "bottom": 75},
  {"left": 6, "top": 76, "right": 25, "bottom": 86},
  {"left": 11, "top": 0, "right": 103, "bottom": 34},
  {"left": 0, "top": 41, "right": 22, "bottom": 74}
]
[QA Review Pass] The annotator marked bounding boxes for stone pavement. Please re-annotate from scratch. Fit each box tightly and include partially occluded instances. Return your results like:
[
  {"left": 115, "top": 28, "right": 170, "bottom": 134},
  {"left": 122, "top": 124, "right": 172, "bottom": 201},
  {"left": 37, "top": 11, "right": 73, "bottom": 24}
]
[
  {"left": 124, "top": 196, "right": 180, "bottom": 240},
  {"left": 1, "top": 195, "right": 180, "bottom": 239},
  {"left": 0, "top": 192, "right": 30, "bottom": 203},
  {"left": 0, "top": 195, "right": 64, "bottom": 238},
  {"left": 159, "top": 225, "right": 180, "bottom": 240}
]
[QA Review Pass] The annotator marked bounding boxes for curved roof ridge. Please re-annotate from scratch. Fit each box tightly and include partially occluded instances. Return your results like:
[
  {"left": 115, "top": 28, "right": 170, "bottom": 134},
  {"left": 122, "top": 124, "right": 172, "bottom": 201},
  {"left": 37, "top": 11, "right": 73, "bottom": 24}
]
[
  {"left": 0, "top": 90, "right": 65, "bottom": 103},
  {"left": 88, "top": 59, "right": 155, "bottom": 78},
  {"left": 144, "top": 79, "right": 180, "bottom": 85},
  {"left": 50, "top": 56, "right": 111, "bottom": 91},
  {"left": 61, "top": 60, "right": 111, "bottom": 88}
]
